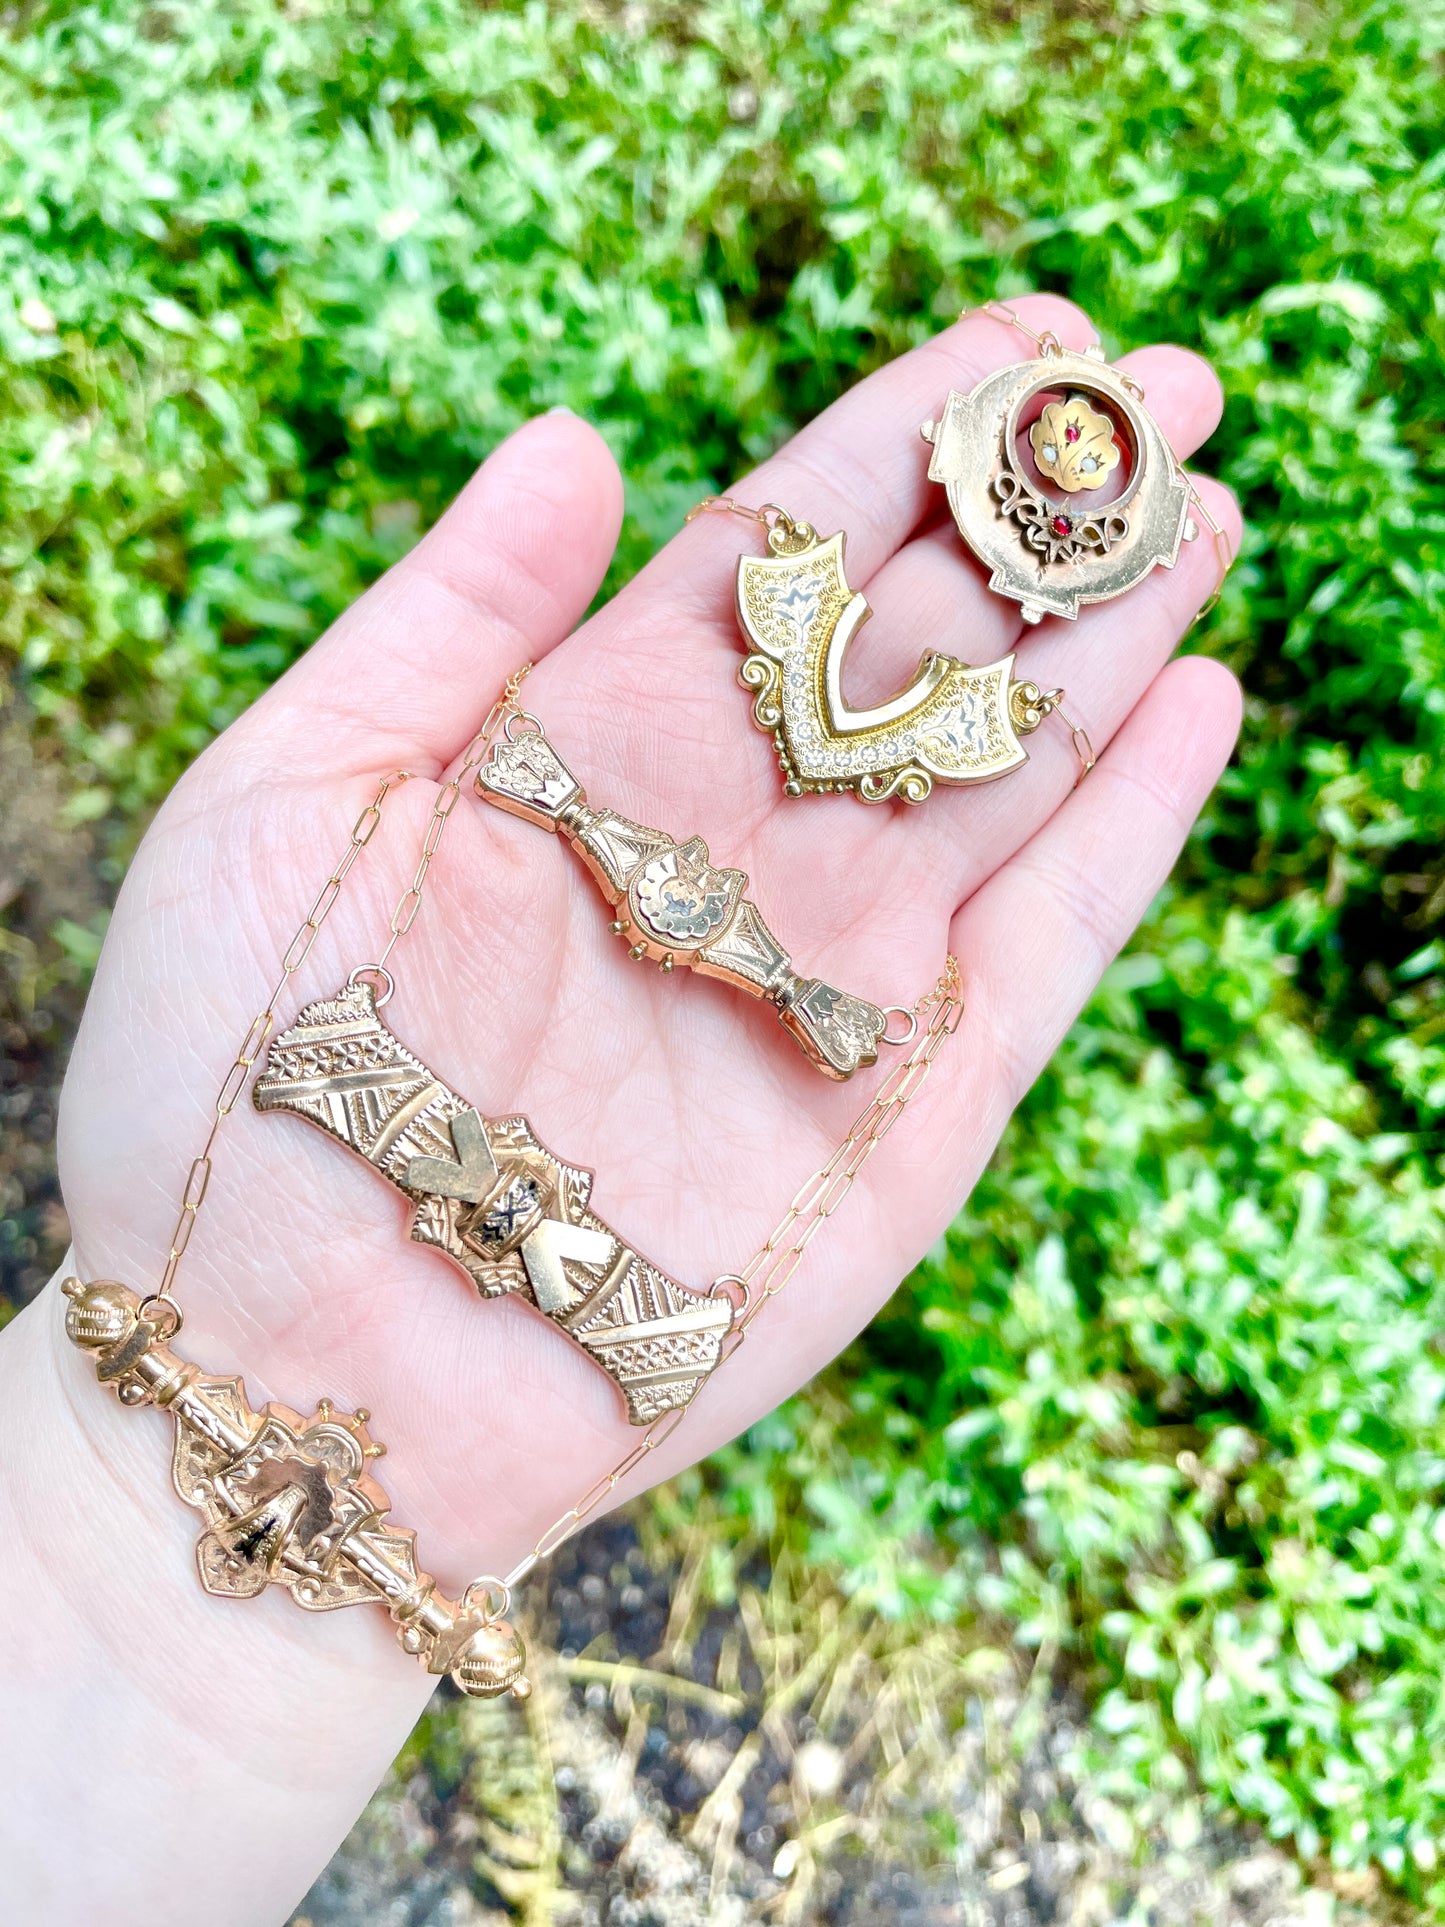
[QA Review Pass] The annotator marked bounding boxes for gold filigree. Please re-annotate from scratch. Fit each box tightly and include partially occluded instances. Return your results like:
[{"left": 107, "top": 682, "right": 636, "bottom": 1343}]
[{"left": 923, "top": 347, "right": 1195, "bottom": 623}]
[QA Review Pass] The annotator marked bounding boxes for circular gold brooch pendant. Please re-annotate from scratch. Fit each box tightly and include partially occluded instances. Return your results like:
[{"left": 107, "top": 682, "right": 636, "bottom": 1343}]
[{"left": 922, "top": 343, "right": 1199, "bottom": 625}]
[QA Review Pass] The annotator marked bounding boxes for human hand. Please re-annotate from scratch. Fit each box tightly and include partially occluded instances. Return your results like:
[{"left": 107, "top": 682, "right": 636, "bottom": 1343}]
[{"left": 3, "top": 295, "right": 1240, "bottom": 1923}]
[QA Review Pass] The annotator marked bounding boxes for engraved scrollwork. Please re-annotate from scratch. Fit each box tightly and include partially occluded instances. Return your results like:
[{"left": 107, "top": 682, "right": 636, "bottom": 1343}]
[
  {"left": 734, "top": 532, "right": 1035, "bottom": 798},
  {"left": 739, "top": 652, "right": 784, "bottom": 729},
  {"left": 478, "top": 726, "right": 888, "bottom": 1078},
  {"left": 992, "top": 471, "right": 1130, "bottom": 566},
  {"left": 632, "top": 849, "right": 741, "bottom": 946},
  {"left": 858, "top": 766, "right": 934, "bottom": 805},
  {"left": 925, "top": 351, "right": 1193, "bottom": 621}
]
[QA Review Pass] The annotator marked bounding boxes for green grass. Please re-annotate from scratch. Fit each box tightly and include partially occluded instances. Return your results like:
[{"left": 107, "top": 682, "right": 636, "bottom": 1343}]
[{"left": 4, "top": 0, "right": 1445, "bottom": 1899}]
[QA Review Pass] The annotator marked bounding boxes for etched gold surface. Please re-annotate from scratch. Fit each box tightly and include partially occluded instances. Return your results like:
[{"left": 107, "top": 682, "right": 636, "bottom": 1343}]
[
  {"left": 254, "top": 983, "right": 734, "bottom": 1423},
  {"left": 61, "top": 1278, "right": 532, "bottom": 1698},
  {"left": 734, "top": 533, "right": 1034, "bottom": 803},
  {"left": 477, "top": 728, "right": 889, "bottom": 1077},
  {"left": 925, "top": 348, "right": 1192, "bottom": 623},
  {"left": 1029, "top": 394, "right": 1121, "bottom": 492}
]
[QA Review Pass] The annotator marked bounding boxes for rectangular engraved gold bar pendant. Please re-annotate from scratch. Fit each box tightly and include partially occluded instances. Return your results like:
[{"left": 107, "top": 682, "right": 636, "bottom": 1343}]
[
  {"left": 253, "top": 983, "right": 733, "bottom": 1425},
  {"left": 475, "top": 725, "right": 889, "bottom": 1080},
  {"left": 62, "top": 1278, "right": 531, "bottom": 1698}
]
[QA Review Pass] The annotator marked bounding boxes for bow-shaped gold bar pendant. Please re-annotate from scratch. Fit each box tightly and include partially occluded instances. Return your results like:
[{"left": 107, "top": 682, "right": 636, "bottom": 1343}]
[
  {"left": 475, "top": 723, "right": 890, "bottom": 1079},
  {"left": 253, "top": 983, "right": 734, "bottom": 1425}
]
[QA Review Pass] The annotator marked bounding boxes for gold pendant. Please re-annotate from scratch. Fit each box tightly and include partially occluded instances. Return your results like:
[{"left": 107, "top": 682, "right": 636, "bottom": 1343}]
[
  {"left": 731, "top": 521, "right": 1058, "bottom": 804},
  {"left": 476, "top": 720, "right": 900, "bottom": 1077},
  {"left": 253, "top": 983, "right": 734, "bottom": 1424},
  {"left": 62, "top": 1277, "right": 532, "bottom": 1698},
  {"left": 922, "top": 342, "right": 1196, "bottom": 625}
]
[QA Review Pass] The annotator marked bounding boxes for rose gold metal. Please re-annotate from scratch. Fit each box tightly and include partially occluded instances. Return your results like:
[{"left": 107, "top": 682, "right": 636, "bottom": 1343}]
[
  {"left": 63, "top": 659, "right": 966, "bottom": 1690},
  {"left": 955, "top": 301, "right": 1233, "bottom": 624},
  {"left": 475, "top": 719, "right": 900, "bottom": 1079},
  {"left": 62, "top": 1277, "right": 531, "bottom": 1699},
  {"left": 923, "top": 344, "right": 1191, "bottom": 624}
]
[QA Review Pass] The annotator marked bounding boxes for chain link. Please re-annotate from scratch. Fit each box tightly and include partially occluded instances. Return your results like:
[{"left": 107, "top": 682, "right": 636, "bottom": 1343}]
[
  {"left": 967, "top": 298, "right": 1066, "bottom": 358},
  {"left": 154, "top": 766, "right": 414, "bottom": 1314},
  {"left": 154, "top": 667, "right": 537, "bottom": 1317},
  {"left": 1186, "top": 483, "right": 1235, "bottom": 621},
  {"left": 1029, "top": 688, "right": 1096, "bottom": 788},
  {"left": 501, "top": 954, "right": 963, "bottom": 1591},
  {"left": 372, "top": 664, "right": 534, "bottom": 974},
  {"left": 685, "top": 495, "right": 818, "bottom": 556}
]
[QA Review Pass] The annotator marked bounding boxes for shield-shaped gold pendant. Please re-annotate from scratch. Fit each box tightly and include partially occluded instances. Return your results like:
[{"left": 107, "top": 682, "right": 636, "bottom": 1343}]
[{"left": 735, "top": 529, "right": 1049, "bottom": 804}]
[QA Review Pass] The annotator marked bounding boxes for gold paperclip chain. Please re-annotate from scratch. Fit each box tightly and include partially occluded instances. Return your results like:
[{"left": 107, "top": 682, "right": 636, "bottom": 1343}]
[
  {"left": 143, "top": 664, "right": 964, "bottom": 1610},
  {"left": 502, "top": 953, "right": 963, "bottom": 1591},
  {"left": 149, "top": 766, "right": 413, "bottom": 1329},
  {"left": 685, "top": 494, "right": 818, "bottom": 556},
  {"left": 969, "top": 299, "right": 1234, "bottom": 617},
  {"left": 152, "top": 667, "right": 536, "bottom": 1325}
]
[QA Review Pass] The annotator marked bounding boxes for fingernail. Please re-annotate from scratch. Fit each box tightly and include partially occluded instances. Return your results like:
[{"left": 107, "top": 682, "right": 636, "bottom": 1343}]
[{"left": 545, "top": 404, "right": 578, "bottom": 417}]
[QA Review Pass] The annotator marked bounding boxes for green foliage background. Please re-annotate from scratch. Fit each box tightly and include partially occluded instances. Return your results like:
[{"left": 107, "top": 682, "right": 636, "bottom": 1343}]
[{"left": 4, "top": 0, "right": 1445, "bottom": 1898}]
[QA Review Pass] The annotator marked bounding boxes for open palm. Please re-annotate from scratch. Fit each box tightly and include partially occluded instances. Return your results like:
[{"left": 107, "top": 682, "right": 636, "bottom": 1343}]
[{"left": 56, "top": 295, "right": 1240, "bottom": 1641}]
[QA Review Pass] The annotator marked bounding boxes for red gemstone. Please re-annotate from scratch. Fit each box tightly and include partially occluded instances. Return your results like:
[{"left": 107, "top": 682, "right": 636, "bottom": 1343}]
[
  {"left": 1065, "top": 423, "right": 1081, "bottom": 442},
  {"left": 1051, "top": 515, "right": 1072, "bottom": 535}
]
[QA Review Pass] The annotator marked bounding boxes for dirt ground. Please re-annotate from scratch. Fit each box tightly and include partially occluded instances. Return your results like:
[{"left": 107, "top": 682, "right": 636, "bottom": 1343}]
[
  {"left": 291, "top": 1517, "right": 1363, "bottom": 1926},
  {"left": 0, "top": 722, "right": 1384, "bottom": 1925},
  {"left": 0, "top": 720, "right": 101, "bottom": 1309}
]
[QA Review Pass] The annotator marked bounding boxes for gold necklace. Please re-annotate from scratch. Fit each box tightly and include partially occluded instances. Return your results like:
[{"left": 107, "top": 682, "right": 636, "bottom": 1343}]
[{"left": 63, "top": 669, "right": 963, "bottom": 1702}]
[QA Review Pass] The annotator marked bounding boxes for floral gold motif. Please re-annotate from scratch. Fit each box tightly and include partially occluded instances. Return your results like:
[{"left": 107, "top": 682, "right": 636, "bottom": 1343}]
[
  {"left": 475, "top": 727, "right": 890, "bottom": 1078},
  {"left": 1028, "top": 394, "right": 1121, "bottom": 493},
  {"left": 633, "top": 848, "right": 741, "bottom": 945},
  {"left": 924, "top": 347, "right": 1195, "bottom": 622}
]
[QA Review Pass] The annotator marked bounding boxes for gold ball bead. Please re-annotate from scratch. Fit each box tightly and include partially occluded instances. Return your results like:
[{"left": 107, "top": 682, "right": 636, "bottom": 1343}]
[
  {"left": 453, "top": 1618, "right": 528, "bottom": 1700},
  {"left": 63, "top": 1280, "right": 138, "bottom": 1351}
]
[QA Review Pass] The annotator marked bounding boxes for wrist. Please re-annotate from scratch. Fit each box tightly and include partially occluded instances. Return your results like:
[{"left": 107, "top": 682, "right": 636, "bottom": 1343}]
[{"left": 0, "top": 1266, "right": 433, "bottom": 1926}]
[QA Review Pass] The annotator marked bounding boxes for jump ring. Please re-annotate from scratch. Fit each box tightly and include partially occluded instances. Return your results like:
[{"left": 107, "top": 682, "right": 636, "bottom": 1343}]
[
  {"left": 463, "top": 1576, "right": 510, "bottom": 1622},
  {"left": 881, "top": 1006, "right": 920, "bottom": 1048},
  {"left": 710, "top": 1272, "right": 755, "bottom": 1316},
  {"left": 347, "top": 963, "right": 396, "bottom": 1008},
  {"left": 137, "top": 1292, "right": 184, "bottom": 1340},
  {"left": 504, "top": 710, "right": 544, "bottom": 742}
]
